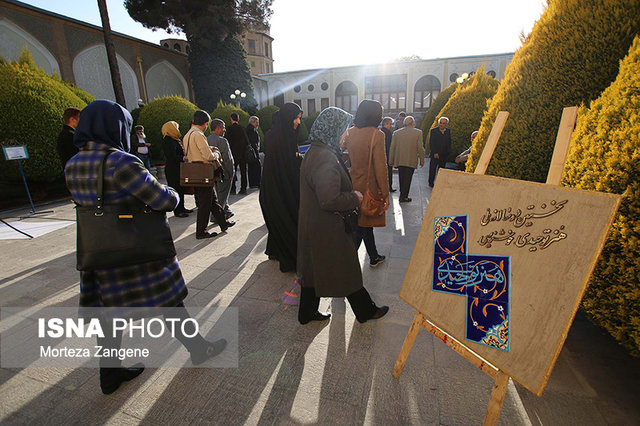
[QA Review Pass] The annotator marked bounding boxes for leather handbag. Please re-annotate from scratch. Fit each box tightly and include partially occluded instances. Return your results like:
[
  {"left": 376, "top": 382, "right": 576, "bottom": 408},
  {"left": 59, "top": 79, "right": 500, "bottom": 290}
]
[
  {"left": 180, "top": 132, "right": 222, "bottom": 187},
  {"left": 75, "top": 151, "right": 176, "bottom": 271},
  {"left": 360, "top": 132, "right": 387, "bottom": 216}
]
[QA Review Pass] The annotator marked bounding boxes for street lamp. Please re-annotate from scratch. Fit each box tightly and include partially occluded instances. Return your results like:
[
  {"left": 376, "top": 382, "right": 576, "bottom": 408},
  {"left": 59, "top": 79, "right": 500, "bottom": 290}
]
[{"left": 230, "top": 89, "right": 246, "bottom": 107}]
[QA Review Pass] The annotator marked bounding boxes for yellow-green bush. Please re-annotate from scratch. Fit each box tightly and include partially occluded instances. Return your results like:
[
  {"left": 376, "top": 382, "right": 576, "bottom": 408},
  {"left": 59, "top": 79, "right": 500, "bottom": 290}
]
[
  {"left": 562, "top": 36, "right": 640, "bottom": 356},
  {"left": 137, "top": 96, "right": 199, "bottom": 162},
  {"left": 430, "top": 67, "right": 499, "bottom": 161},
  {"left": 211, "top": 101, "right": 264, "bottom": 143},
  {"left": 0, "top": 61, "right": 88, "bottom": 182},
  {"left": 420, "top": 82, "right": 458, "bottom": 144},
  {"left": 467, "top": 0, "right": 640, "bottom": 181}
]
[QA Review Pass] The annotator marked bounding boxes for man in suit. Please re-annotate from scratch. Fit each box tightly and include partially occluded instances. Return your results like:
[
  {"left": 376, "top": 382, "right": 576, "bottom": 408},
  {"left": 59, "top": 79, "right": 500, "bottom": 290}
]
[
  {"left": 380, "top": 116, "right": 395, "bottom": 192},
  {"left": 207, "top": 118, "right": 235, "bottom": 220},
  {"left": 56, "top": 107, "right": 80, "bottom": 170},
  {"left": 388, "top": 116, "right": 425, "bottom": 202},
  {"left": 227, "top": 112, "right": 249, "bottom": 194},
  {"left": 428, "top": 116, "right": 452, "bottom": 187}
]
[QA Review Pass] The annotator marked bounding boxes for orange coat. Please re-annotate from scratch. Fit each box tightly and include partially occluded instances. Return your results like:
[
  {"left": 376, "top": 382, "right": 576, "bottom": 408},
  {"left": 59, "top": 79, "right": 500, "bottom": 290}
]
[{"left": 341, "top": 126, "right": 389, "bottom": 227}]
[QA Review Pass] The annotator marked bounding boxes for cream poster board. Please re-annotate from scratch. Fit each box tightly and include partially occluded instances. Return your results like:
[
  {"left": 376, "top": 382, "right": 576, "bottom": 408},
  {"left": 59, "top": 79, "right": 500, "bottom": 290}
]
[{"left": 399, "top": 169, "right": 621, "bottom": 395}]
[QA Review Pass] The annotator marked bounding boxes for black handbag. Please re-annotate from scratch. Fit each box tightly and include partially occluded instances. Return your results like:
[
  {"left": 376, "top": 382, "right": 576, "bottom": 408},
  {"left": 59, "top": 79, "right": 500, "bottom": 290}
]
[
  {"left": 75, "top": 151, "right": 177, "bottom": 271},
  {"left": 335, "top": 208, "right": 360, "bottom": 234},
  {"left": 245, "top": 144, "right": 259, "bottom": 164}
]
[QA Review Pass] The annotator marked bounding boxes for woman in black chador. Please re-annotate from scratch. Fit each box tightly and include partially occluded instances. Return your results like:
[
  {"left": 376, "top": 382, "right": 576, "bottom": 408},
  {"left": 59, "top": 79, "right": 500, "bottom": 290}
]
[{"left": 259, "top": 102, "right": 303, "bottom": 273}]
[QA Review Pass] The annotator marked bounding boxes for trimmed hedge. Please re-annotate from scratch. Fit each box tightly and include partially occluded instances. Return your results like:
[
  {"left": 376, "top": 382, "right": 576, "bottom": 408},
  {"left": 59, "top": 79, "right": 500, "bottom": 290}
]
[
  {"left": 304, "top": 111, "right": 320, "bottom": 132},
  {"left": 431, "top": 67, "right": 499, "bottom": 162},
  {"left": 0, "top": 61, "right": 88, "bottom": 183},
  {"left": 211, "top": 101, "right": 264, "bottom": 143},
  {"left": 467, "top": 0, "right": 640, "bottom": 181},
  {"left": 562, "top": 36, "right": 640, "bottom": 356},
  {"left": 297, "top": 120, "right": 309, "bottom": 144},
  {"left": 256, "top": 105, "right": 279, "bottom": 133},
  {"left": 420, "top": 82, "right": 458, "bottom": 144},
  {"left": 137, "top": 96, "right": 200, "bottom": 163}
]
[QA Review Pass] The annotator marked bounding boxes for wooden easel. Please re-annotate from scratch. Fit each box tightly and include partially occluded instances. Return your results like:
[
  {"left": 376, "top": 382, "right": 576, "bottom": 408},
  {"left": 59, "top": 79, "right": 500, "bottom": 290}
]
[{"left": 392, "top": 107, "right": 579, "bottom": 425}]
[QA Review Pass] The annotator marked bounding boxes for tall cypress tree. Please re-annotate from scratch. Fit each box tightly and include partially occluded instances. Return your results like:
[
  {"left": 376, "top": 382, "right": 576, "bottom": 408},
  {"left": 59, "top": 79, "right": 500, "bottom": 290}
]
[{"left": 124, "top": 0, "right": 272, "bottom": 111}]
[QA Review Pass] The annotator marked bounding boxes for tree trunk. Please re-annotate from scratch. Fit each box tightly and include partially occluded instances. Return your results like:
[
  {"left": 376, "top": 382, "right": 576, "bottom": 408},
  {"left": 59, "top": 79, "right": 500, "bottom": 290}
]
[{"left": 97, "top": 0, "right": 126, "bottom": 108}]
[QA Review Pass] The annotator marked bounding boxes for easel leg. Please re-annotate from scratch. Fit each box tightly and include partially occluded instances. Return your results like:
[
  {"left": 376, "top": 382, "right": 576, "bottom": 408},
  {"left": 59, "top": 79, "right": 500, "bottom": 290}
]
[
  {"left": 392, "top": 312, "right": 424, "bottom": 378},
  {"left": 483, "top": 371, "right": 510, "bottom": 426}
]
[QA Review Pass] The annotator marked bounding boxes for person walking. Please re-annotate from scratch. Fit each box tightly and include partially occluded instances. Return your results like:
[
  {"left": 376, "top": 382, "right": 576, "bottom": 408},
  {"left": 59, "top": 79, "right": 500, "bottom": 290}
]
[
  {"left": 381, "top": 116, "right": 395, "bottom": 192},
  {"left": 259, "top": 103, "right": 303, "bottom": 273},
  {"left": 341, "top": 99, "right": 389, "bottom": 268},
  {"left": 428, "top": 116, "right": 452, "bottom": 187},
  {"left": 131, "top": 125, "right": 151, "bottom": 170},
  {"left": 207, "top": 118, "right": 234, "bottom": 220},
  {"left": 227, "top": 112, "right": 249, "bottom": 194},
  {"left": 298, "top": 107, "right": 389, "bottom": 324},
  {"left": 65, "top": 100, "right": 226, "bottom": 394},
  {"left": 162, "top": 121, "right": 191, "bottom": 217},
  {"left": 246, "top": 116, "right": 262, "bottom": 188},
  {"left": 389, "top": 116, "right": 425, "bottom": 202},
  {"left": 183, "top": 110, "right": 235, "bottom": 239}
]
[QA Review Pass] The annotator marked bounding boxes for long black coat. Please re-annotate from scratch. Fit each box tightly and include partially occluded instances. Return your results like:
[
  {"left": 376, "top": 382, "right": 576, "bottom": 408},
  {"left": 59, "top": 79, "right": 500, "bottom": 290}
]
[
  {"left": 56, "top": 124, "right": 78, "bottom": 170},
  {"left": 162, "top": 135, "right": 184, "bottom": 189},
  {"left": 429, "top": 127, "right": 451, "bottom": 159},
  {"left": 227, "top": 122, "right": 248, "bottom": 162},
  {"left": 246, "top": 123, "right": 261, "bottom": 187},
  {"left": 298, "top": 142, "right": 362, "bottom": 297}
]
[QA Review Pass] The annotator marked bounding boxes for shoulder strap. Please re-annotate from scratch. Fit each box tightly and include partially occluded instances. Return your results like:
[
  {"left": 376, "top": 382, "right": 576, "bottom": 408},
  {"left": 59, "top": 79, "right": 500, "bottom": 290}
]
[
  {"left": 366, "top": 130, "right": 376, "bottom": 187},
  {"left": 183, "top": 132, "right": 193, "bottom": 159},
  {"left": 96, "top": 150, "right": 116, "bottom": 214}
]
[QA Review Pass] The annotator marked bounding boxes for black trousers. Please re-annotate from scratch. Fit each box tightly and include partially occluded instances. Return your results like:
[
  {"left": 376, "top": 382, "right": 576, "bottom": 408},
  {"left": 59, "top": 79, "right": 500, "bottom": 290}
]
[
  {"left": 387, "top": 165, "right": 394, "bottom": 190},
  {"left": 398, "top": 166, "right": 415, "bottom": 199},
  {"left": 232, "top": 160, "right": 248, "bottom": 192},
  {"left": 194, "top": 186, "right": 226, "bottom": 236},
  {"left": 428, "top": 157, "right": 446, "bottom": 186},
  {"left": 298, "top": 286, "right": 377, "bottom": 323},
  {"left": 353, "top": 226, "right": 379, "bottom": 261},
  {"left": 97, "top": 302, "right": 206, "bottom": 370}
]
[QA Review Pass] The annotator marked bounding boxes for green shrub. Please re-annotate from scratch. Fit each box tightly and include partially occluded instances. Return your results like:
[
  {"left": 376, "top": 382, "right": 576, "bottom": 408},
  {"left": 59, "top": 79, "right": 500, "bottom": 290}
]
[
  {"left": 256, "top": 105, "right": 279, "bottom": 133},
  {"left": 211, "top": 101, "right": 264, "bottom": 143},
  {"left": 562, "top": 35, "right": 640, "bottom": 356},
  {"left": 420, "top": 82, "right": 458, "bottom": 144},
  {"left": 467, "top": 0, "right": 640, "bottom": 181},
  {"left": 430, "top": 67, "right": 499, "bottom": 162},
  {"left": 297, "top": 120, "right": 309, "bottom": 145},
  {"left": 304, "top": 111, "right": 320, "bottom": 132},
  {"left": 0, "top": 61, "right": 87, "bottom": 183},
  {"left": 137, "top": 96, "right": 199, "bottom": 163},
  {"left": 63, "top": 82, "right": 95, "bottom": 105}
]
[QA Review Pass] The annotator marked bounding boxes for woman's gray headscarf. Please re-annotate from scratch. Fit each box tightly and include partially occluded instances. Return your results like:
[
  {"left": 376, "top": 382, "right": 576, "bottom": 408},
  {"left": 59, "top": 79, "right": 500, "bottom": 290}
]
[{"left": 308, "top": 107, "right": 353, "bottom": 149}]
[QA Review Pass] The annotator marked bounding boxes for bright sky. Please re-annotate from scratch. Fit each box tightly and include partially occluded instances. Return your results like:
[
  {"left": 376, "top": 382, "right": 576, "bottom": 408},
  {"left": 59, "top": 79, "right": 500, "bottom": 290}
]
[{"left": 18, "top": 0, "right": 547, "bottom": 73}]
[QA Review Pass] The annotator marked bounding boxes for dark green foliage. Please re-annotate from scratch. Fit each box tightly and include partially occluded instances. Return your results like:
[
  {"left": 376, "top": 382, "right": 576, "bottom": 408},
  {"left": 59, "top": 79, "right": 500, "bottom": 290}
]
[
  {"left": 304, "top": 111, "right": 320, "bottom": 132},
  {"left": 211, "top": 101, "right": 263, "bottom": 141},
  {"left": 137, "top": 96, "right": 199, "bottom": 163},
  {"left": 420, "top": 82, "right": 458, "bottom": 144},
  {"left": 468, "top": 0, "right": 640, "bottom": 182},
  {"left": 562, "top": 36, "right": 640, "bottom": 356},
  {"left": 124, "top": 0, "right": 272, "bottom": 111},
  {"left": 297, "top": 121, "right": 309, "bottom": 144},
  {"left": 0, "top": 61, "right": 88, "bottom": 183},
  {"left": 63, "top": 82, "right": 95, "bottom": 105},
  {"left": 257, "top": 105, "right": 279, "bottom": 133},
  {"left": 430, "top": 67, "right": 499, "bottom": 162}
]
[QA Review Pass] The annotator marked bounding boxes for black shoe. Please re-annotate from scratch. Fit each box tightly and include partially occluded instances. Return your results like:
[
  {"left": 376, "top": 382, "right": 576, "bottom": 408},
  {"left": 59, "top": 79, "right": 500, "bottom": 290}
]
[
  {"left": 191, "top": 339, "right": 227, "bottom": 366},
  {"left": 428, "top": 183, "right": 434, "bottom": 188},
  {"left": 399, "top": 197, "right": 412, "bottom": 203},
  {"left": 174, "top": 212, "right": 189, "bottom": 218},
  {"left": 183, "top": 208, "right": 194, "bottom": 213},
  {"left": 238, "top": 189, "right": 247, "bottom": 195},
  {"left": 196, "top": 231, "right": 217, "bottom": 239},
  {"left": 100, "top": 363, "right": 145, "bottom": 394},
  {"left": 220, "top": 221, "right": 235, "bottom": 232},
  {"left": 299, "top": 311, "right": 331, "bottom": 325},
  {"left": 369, "top": 255, "right": 386, "bottom": 268},
  {"left": 371, "top": 306, "right": 389, "bottom": 320},
  {"left": 390, "top": 188, "right": 396, "bottom": 192}
]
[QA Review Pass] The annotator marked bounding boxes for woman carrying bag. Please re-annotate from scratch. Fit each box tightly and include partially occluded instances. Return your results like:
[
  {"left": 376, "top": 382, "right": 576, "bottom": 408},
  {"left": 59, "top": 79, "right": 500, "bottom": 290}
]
[
  {"left": 298, "top": 107, "right": 389, "bottom": 324},
  {"left": 65, "top": 100, "right": 226, "bottom": 395},
  {"left": 340, "top": 99, "right": 390, "bottom": 268}
]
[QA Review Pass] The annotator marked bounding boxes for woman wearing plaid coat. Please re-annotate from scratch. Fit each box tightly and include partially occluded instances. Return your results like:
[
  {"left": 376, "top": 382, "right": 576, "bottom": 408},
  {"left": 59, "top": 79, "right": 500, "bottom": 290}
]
[{"left": 65, "top": 100, "right": 225, "bottom": 394}]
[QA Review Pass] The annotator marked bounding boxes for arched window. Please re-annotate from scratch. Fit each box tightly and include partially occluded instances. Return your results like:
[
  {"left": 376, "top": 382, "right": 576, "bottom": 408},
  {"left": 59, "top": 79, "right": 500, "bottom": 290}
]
[
  {"left": 414, "top": 75, "right": 441, "bottom": 110},
  {"left": 173, "top": 43, "right": 181, "bottom": 52},
  {"left": 163, "top": 43, "right": 169, "bottom": 48},
  {"left": 364, "top": 74, "right": 407, "bottom": 112},
  {"left": 335, "top": 81, "right": 358, "bottom": 113}
]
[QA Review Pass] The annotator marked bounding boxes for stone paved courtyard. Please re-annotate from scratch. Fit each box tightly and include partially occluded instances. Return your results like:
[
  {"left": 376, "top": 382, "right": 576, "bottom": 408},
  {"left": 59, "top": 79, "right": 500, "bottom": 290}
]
[{"left": 1, "top": 166, "right": 638, "bottom": 425}]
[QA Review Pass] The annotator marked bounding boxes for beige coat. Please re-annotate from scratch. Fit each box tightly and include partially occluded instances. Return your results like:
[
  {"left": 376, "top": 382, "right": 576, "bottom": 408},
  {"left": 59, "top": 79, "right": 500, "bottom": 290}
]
[
  {"left": 341, "top": 126, "right": 389, "bottom": 227},
  {"left": 183, "top": 127, "right": 217, "bottom": 163},
  {"left": 389, "top": 126, "right": 425, "bottom": 168}
]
